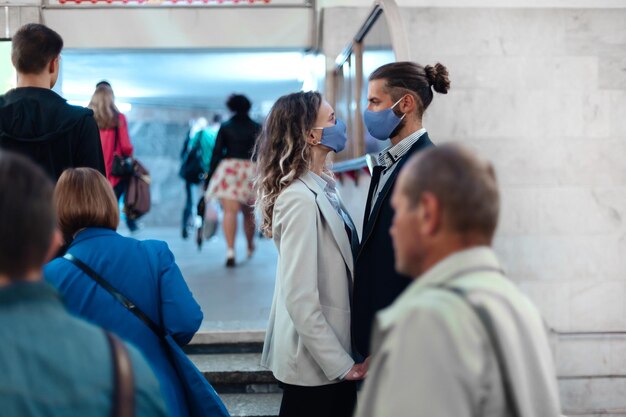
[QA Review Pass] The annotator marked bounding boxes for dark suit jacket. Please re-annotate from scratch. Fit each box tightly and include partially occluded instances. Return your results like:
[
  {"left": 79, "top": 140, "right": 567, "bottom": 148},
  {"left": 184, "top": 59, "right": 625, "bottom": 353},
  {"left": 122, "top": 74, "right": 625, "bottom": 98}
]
[
  {"left": 352, "top": 133, "right": 434, "bottom": 357},
  {"left": 207, "top": 114, "right": 261, "bottom": 182}
]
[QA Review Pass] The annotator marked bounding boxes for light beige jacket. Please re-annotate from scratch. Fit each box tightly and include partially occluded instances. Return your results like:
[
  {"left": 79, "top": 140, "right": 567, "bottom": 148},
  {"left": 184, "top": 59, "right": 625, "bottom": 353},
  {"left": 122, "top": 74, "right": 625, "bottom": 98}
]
[
  {"left": 260, "top": 171, "right": 355, "bottom": 386},
  {"left": 356, "top": 247, "right": 563, "bottom": 417}
]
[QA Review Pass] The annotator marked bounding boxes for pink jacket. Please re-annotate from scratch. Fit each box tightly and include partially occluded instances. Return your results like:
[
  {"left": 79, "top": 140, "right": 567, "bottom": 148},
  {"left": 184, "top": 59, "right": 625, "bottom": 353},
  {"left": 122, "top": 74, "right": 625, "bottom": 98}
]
[{"left": 99, "top": 113, "right": 134, "bottom": 188}]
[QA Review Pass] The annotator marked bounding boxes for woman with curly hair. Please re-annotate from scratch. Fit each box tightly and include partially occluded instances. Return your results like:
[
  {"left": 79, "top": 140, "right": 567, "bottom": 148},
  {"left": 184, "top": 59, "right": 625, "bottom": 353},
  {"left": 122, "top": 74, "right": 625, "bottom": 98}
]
[{"left": 257, "top": 91, "right": 366, "bottom": 417}]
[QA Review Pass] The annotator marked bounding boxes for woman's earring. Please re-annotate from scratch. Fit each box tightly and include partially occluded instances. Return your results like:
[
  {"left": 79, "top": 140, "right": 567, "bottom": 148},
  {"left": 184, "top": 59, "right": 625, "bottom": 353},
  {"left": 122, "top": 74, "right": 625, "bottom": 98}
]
[{"left": 308, "top": 129, "right": 320, "bottom": 146}]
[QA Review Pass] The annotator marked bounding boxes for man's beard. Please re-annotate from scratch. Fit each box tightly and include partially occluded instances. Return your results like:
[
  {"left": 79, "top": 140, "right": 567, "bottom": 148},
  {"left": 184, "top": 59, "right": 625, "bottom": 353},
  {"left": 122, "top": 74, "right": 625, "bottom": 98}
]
[{"left": 389, "top": 118, "right": 406, "bottom": 140}]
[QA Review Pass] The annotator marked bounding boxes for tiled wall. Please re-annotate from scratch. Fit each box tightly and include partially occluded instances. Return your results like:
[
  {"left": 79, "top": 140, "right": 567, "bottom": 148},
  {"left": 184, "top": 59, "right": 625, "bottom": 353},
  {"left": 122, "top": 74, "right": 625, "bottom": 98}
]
[
  {"left": 405, "top": 8, "right": 626, "bottom": 336},
  {"left": 407, "top": 7, "right": 626, "bottom": 414},
  {"left": 124, "top": 106, "right": 215, "bottom": 227},
  {"left": 326, "top": 6, "right": 626, "bottom": 414}
]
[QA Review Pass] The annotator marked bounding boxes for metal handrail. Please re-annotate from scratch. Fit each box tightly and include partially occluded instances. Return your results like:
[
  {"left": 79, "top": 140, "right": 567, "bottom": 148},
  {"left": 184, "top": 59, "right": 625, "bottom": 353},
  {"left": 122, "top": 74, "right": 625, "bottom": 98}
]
[
  {"left": 565, "top": 409, "right": 626, "bottom": 416},
  {"left": 331, "top": 156, "right": 369, "bottom": 173},
  {"left": 553, "top": 330, "right": 626, "bottom": 337}
]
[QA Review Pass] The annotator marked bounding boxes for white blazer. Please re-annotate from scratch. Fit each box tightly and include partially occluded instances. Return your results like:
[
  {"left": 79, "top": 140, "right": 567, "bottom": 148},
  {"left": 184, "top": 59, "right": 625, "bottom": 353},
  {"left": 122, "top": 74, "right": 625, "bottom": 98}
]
[{"left": 260, "top": 171, "right": 355, "bottom": 386}]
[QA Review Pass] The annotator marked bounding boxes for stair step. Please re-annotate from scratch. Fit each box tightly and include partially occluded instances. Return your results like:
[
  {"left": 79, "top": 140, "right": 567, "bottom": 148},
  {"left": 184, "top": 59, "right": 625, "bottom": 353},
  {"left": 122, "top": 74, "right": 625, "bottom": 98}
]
[
  {"left": 184, "top": 343, "right": 263, "bottom": 355},
  {"left": 185, "top": 330, "right": 265, "bottom": 354},
  {"left": 190, "top": 330, "right": 265, "bottom": 346},
  {"left": 221, "top": 393, "right": 281, "bottom": 417},
  {"left": 190, "top": 352, "right": 278, "bottom": 388}
]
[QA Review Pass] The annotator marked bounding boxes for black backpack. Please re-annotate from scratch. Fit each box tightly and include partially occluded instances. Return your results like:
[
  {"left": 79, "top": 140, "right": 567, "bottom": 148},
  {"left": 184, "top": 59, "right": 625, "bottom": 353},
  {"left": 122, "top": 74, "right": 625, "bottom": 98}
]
[{"left": 179, "top": 139, "right": 205, "bottom": 184}]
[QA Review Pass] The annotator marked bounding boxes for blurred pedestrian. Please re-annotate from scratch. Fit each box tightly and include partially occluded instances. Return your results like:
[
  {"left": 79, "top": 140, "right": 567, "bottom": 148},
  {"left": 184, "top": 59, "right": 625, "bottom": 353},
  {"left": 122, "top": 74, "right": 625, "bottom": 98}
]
[
  {"left": 180, "top": 116, "right": 218, "bottom": 240},
  {"left": 0, "top": 24, "right": 105, "bottom": 181},
  {"left": 0, "top": 151, "right": 166, "bottom": 417},
  {"left": 89, "top": 80, "right": 137, "bottom": 232},
  {"left": 207, "top": 94, "right": 261, "bottom": 266},
  {"left": 355, "top": 145, "right": 562, "bottom": 417},
  {"left": 44, "top": 167, "right": 217, "bottom": 417}
]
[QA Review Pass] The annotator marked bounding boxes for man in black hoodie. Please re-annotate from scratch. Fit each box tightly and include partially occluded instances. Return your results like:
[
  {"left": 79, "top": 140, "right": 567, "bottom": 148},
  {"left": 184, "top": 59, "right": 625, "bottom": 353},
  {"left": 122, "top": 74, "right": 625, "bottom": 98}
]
[{"left": 0, "top": 23, "right": 105, "bottom": 182}]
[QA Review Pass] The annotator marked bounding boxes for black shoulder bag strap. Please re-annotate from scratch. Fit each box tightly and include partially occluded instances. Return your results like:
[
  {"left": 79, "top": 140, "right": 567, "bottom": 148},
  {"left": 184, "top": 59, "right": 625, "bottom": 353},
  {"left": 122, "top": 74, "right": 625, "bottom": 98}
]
[
  {"left": 113, "top": 119, "right": 121, "bottom": 156},
  {"left": 439, "top": 275, "right": 521, "bottom": 417},
  {"left": 105, "top": 330, "right": 135, "bottom": 417},
  {"left": 63, "top": 253, "right": 164, "bottom": 338}
]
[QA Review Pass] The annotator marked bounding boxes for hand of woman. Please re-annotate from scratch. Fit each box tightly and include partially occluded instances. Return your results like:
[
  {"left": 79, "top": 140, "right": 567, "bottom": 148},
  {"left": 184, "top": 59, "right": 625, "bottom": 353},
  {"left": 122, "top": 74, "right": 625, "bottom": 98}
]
[
  {"left": 344, "top": 363, "right": 367, "bottom": 381},
  {"left": 363, "top": 356, "right": 371, "bottom": 374}
]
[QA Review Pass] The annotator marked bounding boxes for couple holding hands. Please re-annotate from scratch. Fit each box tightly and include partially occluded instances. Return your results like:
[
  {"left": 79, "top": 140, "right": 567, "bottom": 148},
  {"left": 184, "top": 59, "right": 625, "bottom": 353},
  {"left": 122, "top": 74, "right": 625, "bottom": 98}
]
[{"left": 256, "top": 61, "right": 449, "bottom": 417}]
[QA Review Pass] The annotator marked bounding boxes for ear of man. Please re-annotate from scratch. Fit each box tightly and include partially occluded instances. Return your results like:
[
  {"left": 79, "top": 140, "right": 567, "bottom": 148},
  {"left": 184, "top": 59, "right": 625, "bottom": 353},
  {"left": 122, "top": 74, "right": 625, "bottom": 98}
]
[
  {"left": 48, "top": 56, "right": 57, "bottom": 75},
  {"left": 43, "top": 229, "right": 63, "bottom": 264},
  {"left": 397, "top": 93, "right": 418, "bottom": 115},
  {"left": 418, "top": 191, "right": 442, "bottom": 236}
]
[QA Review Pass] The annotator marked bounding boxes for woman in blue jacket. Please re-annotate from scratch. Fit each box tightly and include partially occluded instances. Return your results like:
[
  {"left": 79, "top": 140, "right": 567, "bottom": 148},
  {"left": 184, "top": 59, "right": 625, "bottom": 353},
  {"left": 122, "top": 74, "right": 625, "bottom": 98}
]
[{"left": 45, "top": 167, "right": 204, "bottom": 417}]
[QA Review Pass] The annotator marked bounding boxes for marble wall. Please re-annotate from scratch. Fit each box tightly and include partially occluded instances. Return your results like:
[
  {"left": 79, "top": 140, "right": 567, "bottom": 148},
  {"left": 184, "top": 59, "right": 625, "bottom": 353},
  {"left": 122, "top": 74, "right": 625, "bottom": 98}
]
[
  {"left": 124, "top": 106, "right": 219, "bottom": 227},
  {"left": 408, "top": 7, "right": 626, "bottom": 415},
  {"left": 324, "top": 6, "right": 626, "bottom": 415},
  {"left": 402, "top": 7, "right": 626, "bottom": 334}
]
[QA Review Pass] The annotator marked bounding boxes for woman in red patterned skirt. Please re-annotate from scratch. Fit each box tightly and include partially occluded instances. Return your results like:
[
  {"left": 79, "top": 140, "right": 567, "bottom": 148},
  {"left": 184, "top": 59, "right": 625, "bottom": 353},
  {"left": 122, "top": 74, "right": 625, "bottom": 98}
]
[{"left": 206, "top": 94, "right": 261, "bottom": 267}]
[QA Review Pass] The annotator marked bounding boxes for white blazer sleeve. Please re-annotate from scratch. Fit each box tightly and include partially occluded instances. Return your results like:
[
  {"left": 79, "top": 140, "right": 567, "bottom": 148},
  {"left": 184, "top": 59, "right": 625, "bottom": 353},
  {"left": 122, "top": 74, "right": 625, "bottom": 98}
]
[{"left": 273, "top": 190, "right": 354, "bottom": 381}]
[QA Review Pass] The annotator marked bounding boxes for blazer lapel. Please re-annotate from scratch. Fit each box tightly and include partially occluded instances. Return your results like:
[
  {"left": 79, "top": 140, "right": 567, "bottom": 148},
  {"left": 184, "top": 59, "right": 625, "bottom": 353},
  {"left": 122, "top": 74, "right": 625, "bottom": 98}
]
[
  {"left": 299, "top": 173, "right": 354, "bottom": 275},
  {"left": 339, "top": 199, "right": 360, "bottom": 259},
  {"left": 360, "top": 164, "right": 402, "bottom": 245},
  {"left": 362, "top": 165, "right": 384, "bottom": 232}
]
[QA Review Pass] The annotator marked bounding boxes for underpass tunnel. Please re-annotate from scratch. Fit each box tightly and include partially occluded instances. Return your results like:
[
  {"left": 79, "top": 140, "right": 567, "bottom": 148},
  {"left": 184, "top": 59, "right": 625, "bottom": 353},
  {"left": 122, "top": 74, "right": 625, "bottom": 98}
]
[{"left": 1, "top": 1, "right": 625, "bottom": 414}]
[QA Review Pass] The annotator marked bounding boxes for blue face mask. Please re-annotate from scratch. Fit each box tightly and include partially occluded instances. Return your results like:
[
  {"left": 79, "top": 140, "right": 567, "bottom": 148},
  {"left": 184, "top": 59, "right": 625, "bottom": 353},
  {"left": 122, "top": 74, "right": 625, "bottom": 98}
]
[
  {"left": 313, "top": 118, "right": 347, "bottom": 153},
  {"left": 363, "top": 97, "right": 406, "bottom": 141}
]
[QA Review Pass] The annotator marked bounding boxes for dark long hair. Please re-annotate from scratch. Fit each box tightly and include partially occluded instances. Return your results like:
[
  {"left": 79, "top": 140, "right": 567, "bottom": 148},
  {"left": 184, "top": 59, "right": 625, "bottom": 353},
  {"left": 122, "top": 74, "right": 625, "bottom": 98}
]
[{"left": 370, "top": 61, "right": 451, "bottom": 118}]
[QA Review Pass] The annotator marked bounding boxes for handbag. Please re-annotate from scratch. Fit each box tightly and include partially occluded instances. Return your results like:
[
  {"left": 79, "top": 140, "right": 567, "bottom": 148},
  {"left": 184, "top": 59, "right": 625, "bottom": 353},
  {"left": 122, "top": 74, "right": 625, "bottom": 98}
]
[
  {"left": 112, "top": 155, "right": 134, "bottom": 177},
  {"left": 106, "top": 331, "right": 135, "bottom": 417},
  {"left": 179, "top": 137, "right": 206, "bottom": 184},
  {"left": 124, "top": 160, "right": 151, "bottom": 220},
  {"left": 64, "top": 253, "right": 230, "bottom": 417},
  {"left": 111, "top": 122, "right": 135, "bottom": 177},
  {"left": 202, "top": 197, "right": 219, "bottom": 240},
  {"left": 194, "top": 196, "right": 219, "bottom": 250}
]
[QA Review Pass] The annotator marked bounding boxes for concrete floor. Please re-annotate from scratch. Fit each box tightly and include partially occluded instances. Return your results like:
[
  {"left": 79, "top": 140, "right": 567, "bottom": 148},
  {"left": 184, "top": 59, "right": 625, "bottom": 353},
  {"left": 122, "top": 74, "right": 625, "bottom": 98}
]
[{"left": 120, "top": 222, "right": 277, "bottom": 332}]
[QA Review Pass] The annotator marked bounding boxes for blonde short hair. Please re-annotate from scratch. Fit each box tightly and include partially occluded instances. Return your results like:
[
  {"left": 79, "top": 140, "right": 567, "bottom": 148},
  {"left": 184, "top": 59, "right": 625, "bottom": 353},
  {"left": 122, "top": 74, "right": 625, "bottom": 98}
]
[{"left": 55, "top": 168, "right": 119, "bottom": 237}]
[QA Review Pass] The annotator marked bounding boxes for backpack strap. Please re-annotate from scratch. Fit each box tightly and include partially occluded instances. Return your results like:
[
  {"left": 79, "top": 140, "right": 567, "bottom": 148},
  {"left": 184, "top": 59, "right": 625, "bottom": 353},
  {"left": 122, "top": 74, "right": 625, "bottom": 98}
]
[
  {"left": 442, "top": 285, "right": 521, "bottom": 417},
  {"left": 113, "top": 115, "right": 121, "bottom": 156},
  {"left": 105, "top": 331, "right": 135, "bottom": 417},
  {"left": 64, "top": 253, "right": 164, "bottom": 338}
]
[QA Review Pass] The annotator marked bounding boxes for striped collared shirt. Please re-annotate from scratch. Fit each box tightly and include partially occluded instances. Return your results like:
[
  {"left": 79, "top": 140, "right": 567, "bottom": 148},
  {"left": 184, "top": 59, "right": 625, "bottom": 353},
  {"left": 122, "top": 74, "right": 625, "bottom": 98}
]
[
  {"left": 377, "top": 128, "right": 427, "bottom": 171},
  {"left": 369, "top": 128, "right": 427, "bottom": 217}
]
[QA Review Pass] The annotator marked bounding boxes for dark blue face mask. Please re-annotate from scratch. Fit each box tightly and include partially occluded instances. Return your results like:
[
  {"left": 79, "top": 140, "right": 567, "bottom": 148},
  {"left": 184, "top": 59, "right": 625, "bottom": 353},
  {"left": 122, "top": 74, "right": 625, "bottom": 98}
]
[
  {"left": 363, "top": 96, "right": 406, "bottom": 141},
  {"left": 312, "top": 118, "right": 347, "bottom": 153}
]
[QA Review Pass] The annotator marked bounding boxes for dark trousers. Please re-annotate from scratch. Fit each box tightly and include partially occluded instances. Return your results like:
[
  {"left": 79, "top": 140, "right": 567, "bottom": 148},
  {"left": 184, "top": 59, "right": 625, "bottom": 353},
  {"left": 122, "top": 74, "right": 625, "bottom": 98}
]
[
  {"left": 278, "top": 381, "right": 356, "bottom": 417},
  {"left": 182, "top": 181, "right": 193, "bottom": 230},
  {"left": 113, "top": 179, "right": 137, "bottom": 231}
]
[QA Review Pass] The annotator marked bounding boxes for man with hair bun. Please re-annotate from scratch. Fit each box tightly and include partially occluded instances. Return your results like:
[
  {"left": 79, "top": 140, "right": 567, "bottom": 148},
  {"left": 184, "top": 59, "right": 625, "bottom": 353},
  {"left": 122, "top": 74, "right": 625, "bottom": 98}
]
[
  {"left": 355, "top": 144, "right": 562, "bottom": 417},
  {"left": 353, "top": 61, "right": 451, "bottom": 358},
  {"left": 0, "top": 23, "right": 104, "bottom": 181}
]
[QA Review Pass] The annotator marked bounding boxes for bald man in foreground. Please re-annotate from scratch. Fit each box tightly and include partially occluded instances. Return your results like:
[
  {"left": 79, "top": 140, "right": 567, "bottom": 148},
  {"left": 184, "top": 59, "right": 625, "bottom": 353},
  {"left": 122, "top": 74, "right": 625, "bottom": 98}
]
[{"left": 355, "top": 144, "right": 563, "bottom": 417}]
